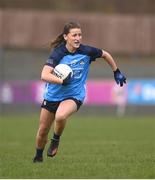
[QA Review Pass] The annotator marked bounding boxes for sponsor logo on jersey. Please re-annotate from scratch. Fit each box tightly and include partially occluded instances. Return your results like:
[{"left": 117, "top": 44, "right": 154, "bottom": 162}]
[
  {"left": 70, "top": 60, "right": 79, "bottom": 66},
  {"left": 80, "top": 60, "right": 85, "bottom": 65}
]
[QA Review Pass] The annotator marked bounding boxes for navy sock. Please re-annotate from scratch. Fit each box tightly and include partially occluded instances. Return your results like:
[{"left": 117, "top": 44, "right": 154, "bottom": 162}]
[
  {"left": 36, "top": 148, "right": 44, "bottom": 157},
  {"left": 52, "top": 133, "right": 60, "bottom": 141}
]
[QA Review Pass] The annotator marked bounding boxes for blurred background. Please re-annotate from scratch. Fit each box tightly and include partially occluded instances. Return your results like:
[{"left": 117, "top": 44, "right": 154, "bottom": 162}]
[{"left": 0, "top": 0, "right": 155, "bottom": 116}]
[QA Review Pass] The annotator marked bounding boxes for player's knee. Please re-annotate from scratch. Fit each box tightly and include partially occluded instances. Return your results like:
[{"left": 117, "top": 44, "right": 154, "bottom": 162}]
[
  {"left": 55, "top": 114, "right": 67, "bottom": 122},
  {"left": 38, "top": 127, "right": 48, "bottom": 138}
]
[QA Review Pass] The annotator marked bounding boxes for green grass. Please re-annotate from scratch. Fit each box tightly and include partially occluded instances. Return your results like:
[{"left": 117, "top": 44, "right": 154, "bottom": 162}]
[{"left": 0, "top": 114, "right": 155, "bottom": 178}]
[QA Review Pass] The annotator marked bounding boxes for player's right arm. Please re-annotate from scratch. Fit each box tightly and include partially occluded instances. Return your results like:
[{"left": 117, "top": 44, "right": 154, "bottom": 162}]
[{"left": 41, "top": 65, "right": 63, "bottom": 84}]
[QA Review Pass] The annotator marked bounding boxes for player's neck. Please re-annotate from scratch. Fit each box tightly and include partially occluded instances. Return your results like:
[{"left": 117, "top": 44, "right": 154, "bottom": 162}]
[{"left": 65, "top": 44, "right": 76, "bottom": 53}]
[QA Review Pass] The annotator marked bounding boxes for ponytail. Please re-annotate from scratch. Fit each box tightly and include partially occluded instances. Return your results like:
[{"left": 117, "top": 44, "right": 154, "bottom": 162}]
[{"left": 50, "top": 33, "right": 65, "bottom": 48}]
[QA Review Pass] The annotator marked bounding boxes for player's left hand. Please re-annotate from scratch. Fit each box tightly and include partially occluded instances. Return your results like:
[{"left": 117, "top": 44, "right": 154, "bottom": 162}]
[{"left": 114, "top": 68, "right": 126, "bottom": 87}]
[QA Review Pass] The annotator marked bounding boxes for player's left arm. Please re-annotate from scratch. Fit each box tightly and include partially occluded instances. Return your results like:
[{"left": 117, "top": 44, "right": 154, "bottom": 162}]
[
  {"left": 101, "top": 50, "right": 126, "bottom": 87},
  {"left": 101, "top": 50, "right": 117, "bottom": 71}
]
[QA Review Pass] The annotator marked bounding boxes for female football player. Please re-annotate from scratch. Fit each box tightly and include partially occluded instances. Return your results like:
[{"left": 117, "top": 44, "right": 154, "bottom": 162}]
[{"left": 33, "top": 21, "right": 126, "bottom": 162}]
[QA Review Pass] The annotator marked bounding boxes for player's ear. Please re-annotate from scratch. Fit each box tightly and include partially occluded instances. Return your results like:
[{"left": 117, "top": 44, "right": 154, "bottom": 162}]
[{"left": 63, "top": 34, "right": 67, "bottom": 41}]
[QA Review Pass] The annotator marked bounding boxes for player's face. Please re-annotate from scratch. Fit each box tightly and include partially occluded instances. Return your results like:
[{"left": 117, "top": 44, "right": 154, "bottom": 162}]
[{"left": 64, "top": 28, "right": 82, "bottom": 52}]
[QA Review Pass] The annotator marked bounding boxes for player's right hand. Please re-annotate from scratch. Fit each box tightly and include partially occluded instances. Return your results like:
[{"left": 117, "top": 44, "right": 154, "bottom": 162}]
[{"left": 62, "top": 72, "right": 72, "bottom": 86}]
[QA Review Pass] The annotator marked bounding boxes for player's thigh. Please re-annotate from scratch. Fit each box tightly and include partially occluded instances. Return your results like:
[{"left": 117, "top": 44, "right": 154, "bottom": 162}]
[
  {"left": 39, "top": 108, "right": 55, "bottom": 131},
  {"left": 55, "top": 99, "right": 77, "bottom": 120}
]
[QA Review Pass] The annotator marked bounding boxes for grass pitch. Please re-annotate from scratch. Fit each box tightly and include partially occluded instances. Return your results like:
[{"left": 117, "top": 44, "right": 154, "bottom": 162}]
[{"left": 0, "top": 114, "right": 155, "bottom": 178}]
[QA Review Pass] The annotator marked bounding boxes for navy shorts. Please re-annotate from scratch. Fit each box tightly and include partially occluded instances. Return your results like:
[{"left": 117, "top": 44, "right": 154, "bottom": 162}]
[{"left": 41, "top": 98, "right": 82, "bottom": 113}]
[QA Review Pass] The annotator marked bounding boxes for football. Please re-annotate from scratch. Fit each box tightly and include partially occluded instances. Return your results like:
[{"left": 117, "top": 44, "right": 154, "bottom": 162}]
[{"left": 53, "top": 64, "right": 73, "bottom": 80}]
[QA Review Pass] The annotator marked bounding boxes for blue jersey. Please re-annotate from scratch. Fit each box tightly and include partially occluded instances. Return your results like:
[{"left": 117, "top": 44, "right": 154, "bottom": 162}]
[{"left": 43, "top": 43, "right": 102, "bottom": 102}]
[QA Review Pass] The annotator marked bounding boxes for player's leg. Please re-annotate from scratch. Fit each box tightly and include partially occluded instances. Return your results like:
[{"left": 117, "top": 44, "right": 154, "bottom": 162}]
[
  {"left": 33, "top": 108, "right": 55, "bottom": 162},
  {"left": 36, "top": 108, "right": 55, "bottom": 148},
  {"left": 47, "top": 99, "right": 78, "bottom": 157}
]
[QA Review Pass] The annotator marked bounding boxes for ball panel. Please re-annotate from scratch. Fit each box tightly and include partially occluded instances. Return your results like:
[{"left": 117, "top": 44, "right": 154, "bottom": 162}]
[{"left": 53, "top": 64, "right": 73, "bottom": 80}]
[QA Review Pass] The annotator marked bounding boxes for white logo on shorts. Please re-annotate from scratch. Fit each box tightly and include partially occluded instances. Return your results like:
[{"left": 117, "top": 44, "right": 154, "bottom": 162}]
[{"left": 44, "top": 100, "right": 47, "bottom": 105}]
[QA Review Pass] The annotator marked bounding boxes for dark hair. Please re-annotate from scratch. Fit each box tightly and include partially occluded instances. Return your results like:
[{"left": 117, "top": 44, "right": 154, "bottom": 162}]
[{"left": 50, "top": 21, "right": 81, "bottom": 48}]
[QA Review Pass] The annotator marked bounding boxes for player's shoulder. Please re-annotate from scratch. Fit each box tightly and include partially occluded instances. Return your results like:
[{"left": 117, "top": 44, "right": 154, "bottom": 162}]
[
  {"left": 49, "top": 43, "right": 67, "bottom": 59},
  {"left": 51, "top": 43, "right": 66, "bottom": 54},
  {"left": 78, "top": 44, "right": 94, "bottom": 53},
  {"left": 78, "top": 44, "right": 102, "bottom": 57}
]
